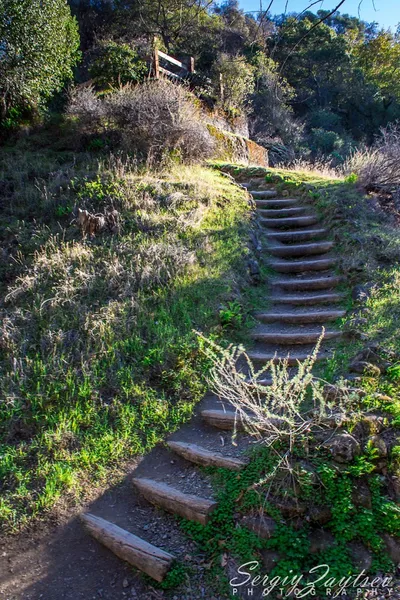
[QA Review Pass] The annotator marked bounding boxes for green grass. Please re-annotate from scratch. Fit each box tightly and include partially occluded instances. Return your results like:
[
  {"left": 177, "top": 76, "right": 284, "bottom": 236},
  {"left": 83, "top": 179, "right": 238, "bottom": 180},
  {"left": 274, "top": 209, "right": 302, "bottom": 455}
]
[{"left": 0, "top": 147, "right": 261, "bottom": 530}]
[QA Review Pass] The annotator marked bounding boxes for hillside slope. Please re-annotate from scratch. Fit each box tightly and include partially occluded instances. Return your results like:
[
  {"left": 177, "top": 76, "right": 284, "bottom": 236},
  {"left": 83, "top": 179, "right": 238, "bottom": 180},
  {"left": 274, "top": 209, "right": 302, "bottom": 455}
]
[{"left": 0, "top": 144, "right": 255, "bottom": 530}]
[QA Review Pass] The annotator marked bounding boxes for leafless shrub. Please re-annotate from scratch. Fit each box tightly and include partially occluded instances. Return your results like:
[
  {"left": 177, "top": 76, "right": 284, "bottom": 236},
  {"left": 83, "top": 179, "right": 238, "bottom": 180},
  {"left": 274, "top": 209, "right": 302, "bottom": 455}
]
[
  {"left": 281, "top": 158, "right": 340, "bottom": 180},
  {"left": 104, "top": 80, "right": 215, "bottom": 163},
  {"left": 344, "top": 123, "right": 400, "bottom": 193},
  {"left": 66, "top": 85, "right": 104, "bottom": 126},
  {"left": 198, "top": 332, "right": 356, "bottom": 449}
]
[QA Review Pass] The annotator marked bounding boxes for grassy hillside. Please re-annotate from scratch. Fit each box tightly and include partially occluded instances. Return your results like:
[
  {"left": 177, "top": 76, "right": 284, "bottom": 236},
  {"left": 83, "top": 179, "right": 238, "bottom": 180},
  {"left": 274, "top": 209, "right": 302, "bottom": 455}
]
[{"left": 0, "top": 145, "right": 255, "bottom": 530}]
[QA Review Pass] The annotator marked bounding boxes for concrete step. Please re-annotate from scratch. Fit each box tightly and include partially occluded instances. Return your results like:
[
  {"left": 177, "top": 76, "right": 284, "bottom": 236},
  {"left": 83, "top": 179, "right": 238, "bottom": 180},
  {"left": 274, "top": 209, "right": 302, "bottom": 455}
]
[
  {"left": 268, "top": 241, "right": 334, "bottom": 258},
  {"left": 270, "top": 257, "right": 337, "bottom": 273}
]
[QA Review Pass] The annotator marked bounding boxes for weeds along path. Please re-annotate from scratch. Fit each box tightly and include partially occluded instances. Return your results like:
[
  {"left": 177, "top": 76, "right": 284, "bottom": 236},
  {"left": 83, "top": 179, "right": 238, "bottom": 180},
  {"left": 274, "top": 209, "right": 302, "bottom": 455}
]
[{"left": 68, "top": 178, "right": 349, "bottom": 592}]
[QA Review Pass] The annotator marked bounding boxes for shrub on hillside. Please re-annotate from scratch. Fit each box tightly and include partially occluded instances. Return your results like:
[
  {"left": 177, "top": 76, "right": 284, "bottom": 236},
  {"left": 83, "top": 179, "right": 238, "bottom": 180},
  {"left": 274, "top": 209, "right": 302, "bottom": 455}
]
[
  {"left": 104, "top": 80, "right": 215, "bottom": 162},
  {"left": 89, "top": 41, "right": 147, "bottom": 88},
  {"left": 345, "top": 123, "right": 400, "bottom": 193},
  {"left": 66, "top": 85, "right": 104, "bottom": 125},
  {"left": 0, "top": 0, "right": 80, "bottom": 127}
]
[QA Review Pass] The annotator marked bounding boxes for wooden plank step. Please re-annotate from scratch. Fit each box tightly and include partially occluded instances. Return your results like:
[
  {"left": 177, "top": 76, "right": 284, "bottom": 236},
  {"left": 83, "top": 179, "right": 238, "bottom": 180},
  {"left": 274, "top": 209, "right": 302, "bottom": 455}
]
[
  {"left": 167, "top": 441, "right": 248, "bottom": 471},
  {"left": 255, "top": 309, "right": 346, "bottom": 324},
  {"left": 272, "top": 276, "right": 344, "bottom": 291},
  {"left": 261, "top": 216, "right": 318, "bottom": 228},
  {"left": 270, "top": 258, "right": 336, "bottom": 273},
  {"left": 255, "top": 198, "right": 298, "bottom": 209},
  {"left": 241, "top": 180, "right": 271, "bottom": 189},
  {"left": 80, "top": 513, "right": 175, "bottom": 582},
  {"left": 275, "top": 292, "right": 345, "bottom": 305},
  {"left": 269, "top": 241, "right": 334, "bottom": 258},
  {"left": 258, "top": 207, "right": 306, "bottom": 218},
  {"left": 249, "top": 189, "right": 277, "bottom": 198},
  {"left": 251, "top": 329, "right": 342, "bottom": 344},
  {"left": 133, "top": 478, "right": 217, "bottom": 525},
  {"left": 266, "top": 228, "right": 327, "bottom": 242},
  {"left": 201, "top": 409, "right": 244, "bottom": 431},
  {"left": 201, "top": 409, "right": 283, "bottom": 431},
  {"left": 247, "top": 350, "right": 324, "bottom": 365}
]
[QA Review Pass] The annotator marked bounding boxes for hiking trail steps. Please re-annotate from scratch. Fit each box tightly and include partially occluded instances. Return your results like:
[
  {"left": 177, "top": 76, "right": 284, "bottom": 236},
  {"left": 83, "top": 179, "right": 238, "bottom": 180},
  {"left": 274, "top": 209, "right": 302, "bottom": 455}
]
[{"left": 81, "top": 177, "right": 347, "bottom": 582}]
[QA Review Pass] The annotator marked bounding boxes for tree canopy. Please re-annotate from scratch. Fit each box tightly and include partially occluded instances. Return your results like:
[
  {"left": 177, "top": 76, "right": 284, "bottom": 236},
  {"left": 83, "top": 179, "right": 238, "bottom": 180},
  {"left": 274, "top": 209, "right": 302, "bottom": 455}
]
[{"left": 0, "top": 0, "right": 80, "bottom": 123}]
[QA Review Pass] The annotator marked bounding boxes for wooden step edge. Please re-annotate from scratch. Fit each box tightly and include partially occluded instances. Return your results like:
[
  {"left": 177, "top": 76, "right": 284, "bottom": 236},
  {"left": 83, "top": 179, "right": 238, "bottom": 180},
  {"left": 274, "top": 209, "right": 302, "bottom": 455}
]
[
  {"left": 267, "top": 228, "right": 327, "bottom": 238},
  {"left": 249, "top": 189, "right": 277, "bottom": 197},
  {"left": 275, "top": 293, "right": 345, "bottom": 305},
  {"left": 268, "top": 242, "right": 334, "bottom": 257},
  {"left": 167, "top": 441, "right": 248, "bottom": 471},
  {"left": 201, "top": 408, "right": 244, "bottom": 431},
  {"left": 80, "top": 513, "right": 175, "bottom": 583},
  {"left": 255, "top": 199, "right": 298, "bottom": 207},
  {"left": 271, "top": 276, "right": 345, "bottom": 291},
  {"left": 258, "top": 208, "right": 306, "bottom": 216},
  {"left": 133, "top": 478, "right": 217, "bottom": 525},
  {"left": 261, "top": 217, "right": 319, "bottom": 228},
  {"left": 270, "top": 260, "right": 337, "bottom": 273},
  {"left": 247, "top": 351, "right": 324, "bottom": 365},
  {"left": 255, "top": 311, "right": 346, "bottom": 324},
  {"left": 251, "top": 330, "right": 342, "bottom": 344}
]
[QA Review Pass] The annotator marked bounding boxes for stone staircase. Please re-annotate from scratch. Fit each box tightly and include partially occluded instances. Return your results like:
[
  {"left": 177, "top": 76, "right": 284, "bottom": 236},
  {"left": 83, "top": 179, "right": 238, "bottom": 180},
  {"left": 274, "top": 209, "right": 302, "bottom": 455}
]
[{"left": 80, "top": 177, "right": 346, "bottom": 583}]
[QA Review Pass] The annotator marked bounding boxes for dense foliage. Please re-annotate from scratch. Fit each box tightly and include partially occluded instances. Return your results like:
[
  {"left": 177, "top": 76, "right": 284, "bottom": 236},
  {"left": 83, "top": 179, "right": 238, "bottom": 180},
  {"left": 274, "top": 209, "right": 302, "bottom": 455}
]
[
  {"left": 62, "top": 1, "right": 400, "bottom": 163},
  {"left": 0, "top": 0, "right": 80, "bottom": 127}
]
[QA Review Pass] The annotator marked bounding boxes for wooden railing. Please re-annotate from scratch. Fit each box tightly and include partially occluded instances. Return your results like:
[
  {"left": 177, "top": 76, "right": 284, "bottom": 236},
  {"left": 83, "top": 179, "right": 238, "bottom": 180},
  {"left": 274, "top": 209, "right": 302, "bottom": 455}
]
[{"left": 151, "top": 48, "right": 195, "bottom": 80}]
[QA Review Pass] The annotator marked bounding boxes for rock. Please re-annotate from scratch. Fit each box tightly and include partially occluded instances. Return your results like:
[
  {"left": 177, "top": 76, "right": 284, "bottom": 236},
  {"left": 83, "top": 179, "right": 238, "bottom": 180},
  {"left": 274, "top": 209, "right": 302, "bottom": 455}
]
[
  {"left": 122, "top": 578, "right": 129, "bottom": 589},
  {"left": 309, "top": 505, "right": 332, "bottom": 526},
  {"left": 352, "top": 481, "right": 372, "bottom": 509},
  {"left": 241, "top": 515, "right": 277, "bottom": 539},
  {"left": 351, "top": 345, "right": 393, "bottom": 374},
  {"left": 348, "top": 542, "right": 373, "bottom": 571},
  {"left": 271, "top": 498, "right": 306, "bottom": 518},
  {"left": 249, "top": 231, "right": 262, "bottom": 252},
  {"left": 352, "top": 283, "right": 376, "bottom": 303},
  {"left": 382, "top": 534, "right": 400, "bottom": 565},
  {"left": 349, "top": 361, "right": 381, "bottom": 377},
  {"left": 320, "top": 410, "right": 347, "bottom": 428},
  {"left": 352, "top": 414, "right": 385, "bottom": 439},
  {"left": 351, "top": 318, "right": 368, "bottom": 328},
  {"left": 389, "top": 476, "right": 400, "bottom": 503},
  {"left": 325, "top": 433, "right": 361, "bottom": 463},
  {"left": 261, "top": 550, "right": 280, "bottom": 572},
  {"left": 248, "top": 258, "right": 261, "bottom": 284},
  {"left": 309, "top": 529, "right": 336, "bottom": 554},
  {"left": 367, "top": 435, "right": 388, "bottom": 457}
]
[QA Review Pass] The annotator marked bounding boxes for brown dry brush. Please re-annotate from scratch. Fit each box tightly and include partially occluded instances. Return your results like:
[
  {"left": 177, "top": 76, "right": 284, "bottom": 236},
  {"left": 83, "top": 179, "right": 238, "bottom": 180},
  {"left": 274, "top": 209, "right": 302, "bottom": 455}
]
[
  {"left": 66, "top": 80, "right": 215, "bottom": 163},
  {"left": 345, "top": 123, "right": 400, "bottom": 195}
]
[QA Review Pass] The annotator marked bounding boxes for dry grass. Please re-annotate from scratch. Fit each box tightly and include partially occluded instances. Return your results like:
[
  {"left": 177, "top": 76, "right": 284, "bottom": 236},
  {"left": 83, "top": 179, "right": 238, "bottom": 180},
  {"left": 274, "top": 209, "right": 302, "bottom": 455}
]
[
  {"left": 344, "top": 123, "right": 400, "bottom": 193},
  {"left": 0, "top": 145, "right": 252, "bottom": 530}
]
